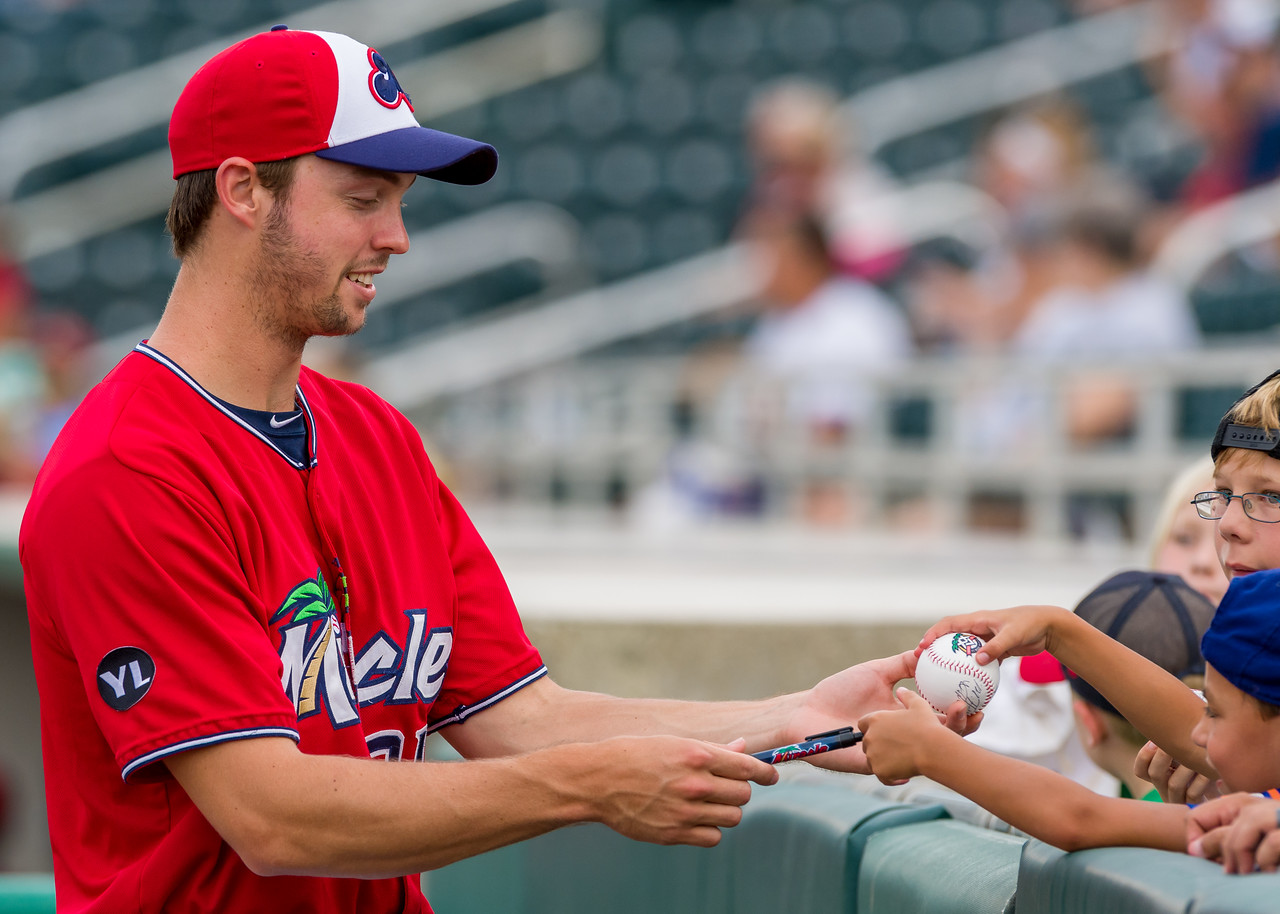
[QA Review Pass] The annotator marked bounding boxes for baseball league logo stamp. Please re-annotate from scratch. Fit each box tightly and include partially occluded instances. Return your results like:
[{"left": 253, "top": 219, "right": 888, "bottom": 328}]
[{"left": 950, "top": 633, "right": 984, "bottom": 658}]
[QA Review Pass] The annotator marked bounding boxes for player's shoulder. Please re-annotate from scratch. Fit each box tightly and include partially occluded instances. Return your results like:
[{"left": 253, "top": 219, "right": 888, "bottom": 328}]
[
  {"left": 34, "top": 350, "right": 222, "bottom": 493},
  {"left": 300, "top": 366, "right": 417, "bottom": 435}
]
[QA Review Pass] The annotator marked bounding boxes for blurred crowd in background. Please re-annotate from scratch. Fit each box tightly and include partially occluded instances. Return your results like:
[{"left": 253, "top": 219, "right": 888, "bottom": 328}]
[{"left": 2, "top": 0, "right": 1280, "bottom": 538}]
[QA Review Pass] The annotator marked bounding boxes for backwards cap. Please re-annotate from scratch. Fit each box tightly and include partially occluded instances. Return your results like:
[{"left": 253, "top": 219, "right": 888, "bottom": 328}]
[
  {"left": 169, "top": 26, "right": 497, "bottom": 184},
  {"left": 1202, "top": 567, "right": 1280, "bottom": 707},
  {"left": 1063, "top": 570, "right": 1214, "bottom": 715},
  {"left": 1211, "top": 368, "right": 1280, "bottom": 462}
]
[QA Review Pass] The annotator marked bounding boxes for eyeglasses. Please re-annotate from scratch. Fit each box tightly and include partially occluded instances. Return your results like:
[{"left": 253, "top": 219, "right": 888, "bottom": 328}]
[{"left": 1191, "top": 491, "right": 1280, "bottom": 523}]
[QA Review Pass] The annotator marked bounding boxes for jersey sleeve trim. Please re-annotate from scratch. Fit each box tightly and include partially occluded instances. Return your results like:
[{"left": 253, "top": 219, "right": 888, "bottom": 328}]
[
  {"left": 426, "top": 665, "right": 548, "bottom": 733},
  {"left": 122, "top": 726, "right": 300, "bottom": 781}
]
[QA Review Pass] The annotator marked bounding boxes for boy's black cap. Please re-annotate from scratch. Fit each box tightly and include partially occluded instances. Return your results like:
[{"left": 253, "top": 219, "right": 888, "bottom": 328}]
[
  {"left": 1211, "top": 369, "right": 1280, "bottom": 461},
  {"left": 1063, "top": 570, "right": 1215, "bottom": 715}
]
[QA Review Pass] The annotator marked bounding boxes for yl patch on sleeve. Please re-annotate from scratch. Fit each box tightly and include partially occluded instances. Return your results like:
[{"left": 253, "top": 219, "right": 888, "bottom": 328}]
[{"left": 96, "top": 647, "right": 156, "bottom": 711}]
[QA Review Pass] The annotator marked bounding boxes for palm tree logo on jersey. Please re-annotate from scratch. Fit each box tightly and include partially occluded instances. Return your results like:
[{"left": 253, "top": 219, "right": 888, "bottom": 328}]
[{"left": 272, "top": 571, "right": 356, "bottom": 723}]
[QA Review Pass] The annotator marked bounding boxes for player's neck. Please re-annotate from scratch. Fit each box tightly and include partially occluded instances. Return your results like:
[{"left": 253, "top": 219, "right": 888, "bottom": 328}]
[{"left": 149, "top": 263, "right": 305, "bottom": 413}]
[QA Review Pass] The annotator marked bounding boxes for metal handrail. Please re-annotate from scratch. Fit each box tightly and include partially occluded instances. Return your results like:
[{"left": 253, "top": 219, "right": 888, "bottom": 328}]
[
  {"left": 7, "top": 9, "right": 603, "bottom": 261},
  {"left": 845, "top": 1, "right": 1169, "bottom": 156},
  {"left": 366, "top": 180, "right": 1005, "bottom": 407},
  {"left": 88, "top": 201, "right": 588, "bottom": 375},
  {"left": 0, "top": 0, "right": 521, "bottom": 199}
]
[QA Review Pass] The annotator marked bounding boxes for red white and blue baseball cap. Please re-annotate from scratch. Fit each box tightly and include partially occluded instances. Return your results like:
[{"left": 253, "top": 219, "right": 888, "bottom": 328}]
[{"left": 169, "top": 25, "right": 497, "bottom": 184}]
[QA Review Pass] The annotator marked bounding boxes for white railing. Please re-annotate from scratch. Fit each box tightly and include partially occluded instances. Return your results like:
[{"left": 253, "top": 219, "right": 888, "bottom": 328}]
[{"left": 419, "top": 347, "right": 1276, "bottom": 540}]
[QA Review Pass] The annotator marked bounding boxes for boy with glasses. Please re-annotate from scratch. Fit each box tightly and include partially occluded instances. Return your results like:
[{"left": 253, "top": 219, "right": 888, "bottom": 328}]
[{"left": 855, "top": 369, "right": 1280, "bottom": 860}]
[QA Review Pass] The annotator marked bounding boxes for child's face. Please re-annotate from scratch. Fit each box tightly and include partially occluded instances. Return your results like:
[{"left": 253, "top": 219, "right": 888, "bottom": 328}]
[
  {"left": 1211, "top": 451, "right": 1280, "bottom": 581},
  {"left": 1156, "top": 483, "right": 1230, "bottom": 604},
  {"left": 1190, "top": 665, "right": 1280, "bottom": 793}
]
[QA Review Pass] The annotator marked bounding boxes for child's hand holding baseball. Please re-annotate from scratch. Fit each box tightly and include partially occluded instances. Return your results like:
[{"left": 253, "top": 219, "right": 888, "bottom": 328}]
[{"left": 858, "top": 687, "right": 960, "bottom": 785}]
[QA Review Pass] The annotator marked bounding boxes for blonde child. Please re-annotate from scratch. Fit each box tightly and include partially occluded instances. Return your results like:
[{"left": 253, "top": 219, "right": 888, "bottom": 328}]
[{"left": 1135, "top": 455, "right": 1229, "bottom": 802}]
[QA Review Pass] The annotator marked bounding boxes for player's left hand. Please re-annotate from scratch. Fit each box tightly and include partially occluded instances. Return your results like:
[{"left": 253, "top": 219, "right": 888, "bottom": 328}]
[
  {"left": 1188, "top": 794, "right": 1280, "bottom": 873},
  {"left": 856, "top": 687, "right": 960, "bottom": 784},
  {"left": 792, "top": 651, "right": 979, "bottom": 774}
]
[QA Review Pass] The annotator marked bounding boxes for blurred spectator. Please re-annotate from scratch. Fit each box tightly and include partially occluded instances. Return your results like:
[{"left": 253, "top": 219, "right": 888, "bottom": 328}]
[
  {"left": 741, "top": 77, "right": 905, "bottom": 282},
  {"left": 635, "top": 210, "right": 914, "bottom": 528},
  {"left": 907, "top": 98, "right": 1098, "bottom": 355},
  {"left": 738, "top": 208, "right": 916, "bottom": 445},
  {"left": 1148, "top": 456, "right": 1229, "bottom": 605},
  {"left": 23, "top": 310, "right": 95, "bottom": 472},
  {"left": 949, "top": 172, "right": 1200, "bottom": 458},
  {"left": 1145, "top": 0, "right": 1280, "bottom": 208},
  {"left": 0, "top": 220, "right": 43, "bottom": 488}
]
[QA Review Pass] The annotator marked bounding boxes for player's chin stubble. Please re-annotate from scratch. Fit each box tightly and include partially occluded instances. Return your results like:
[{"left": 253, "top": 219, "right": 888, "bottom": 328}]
[{"left": 251, "top": 204, "right": 362, "bottom": 348}]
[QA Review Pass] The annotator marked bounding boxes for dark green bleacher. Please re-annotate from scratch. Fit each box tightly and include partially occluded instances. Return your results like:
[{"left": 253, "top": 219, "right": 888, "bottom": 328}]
[
  {"left": 426, "top": 780, "right": 1280, "bottom": 914},
  {"left": 9, "top": 0, "right": 1089, "bottom": 346},
  {"left": 0, "top": 875, "right": 54, "bottom": 914}
]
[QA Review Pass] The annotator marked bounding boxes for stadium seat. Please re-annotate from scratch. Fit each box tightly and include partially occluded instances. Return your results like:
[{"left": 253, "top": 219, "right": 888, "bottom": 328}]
[
  {"left": 0, "top": 874, "right": 56, "bottom": 914},
  {"left": 1016, "top": 840, "right": 1231, "bottom": 914},
  {"left": 1187, "top": 871, "right": 1280, "bottom": 913},
  {"left": 857, "top": 819, "right": 1025, "bottom": 914},
  {"left": 424, "top": 781, "right": 949, "bottom": 914}
]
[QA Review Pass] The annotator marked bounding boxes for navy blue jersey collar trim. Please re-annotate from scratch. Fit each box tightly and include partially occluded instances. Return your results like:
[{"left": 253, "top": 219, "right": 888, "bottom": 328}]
[{"left": 134, "top": 343, "right": 318, "bottom": 469}]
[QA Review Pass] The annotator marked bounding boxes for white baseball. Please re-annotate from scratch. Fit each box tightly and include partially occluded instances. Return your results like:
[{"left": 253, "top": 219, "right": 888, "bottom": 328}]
[{"left": 915, "top": 633, "right": 1000, "bottom": 714}]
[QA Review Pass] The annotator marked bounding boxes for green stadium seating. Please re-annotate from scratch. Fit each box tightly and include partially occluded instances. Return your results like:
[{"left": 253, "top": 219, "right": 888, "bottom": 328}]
[
  {"left": 0, "top": 874, "right": 55, "bottom": 914},
  {"left": 1016, "top": 840, "right": 1230, "bottom": 914},
  {"left": 424, "top": 781, "right": 948, "bottom": 914},
  {"left": 1188, "top": 870, "right": 1280, "bottom": 913},
  {"left": 857, "top": 819, "right": 1025, "bottom": 914}
]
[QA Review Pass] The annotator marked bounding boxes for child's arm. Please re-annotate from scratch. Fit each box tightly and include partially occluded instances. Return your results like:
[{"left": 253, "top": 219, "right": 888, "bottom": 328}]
[
  {"left": 917, "top": 606, "right": 1214, "bottom": 778},
  {"left": 858, "top": 689, "right": 1188, "bottom": 852}
]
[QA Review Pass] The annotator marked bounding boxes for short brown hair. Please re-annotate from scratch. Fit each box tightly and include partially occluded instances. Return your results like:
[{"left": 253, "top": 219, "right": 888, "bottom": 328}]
[{"left": 166, "top": 157, "right": 301, "bottom": 259}]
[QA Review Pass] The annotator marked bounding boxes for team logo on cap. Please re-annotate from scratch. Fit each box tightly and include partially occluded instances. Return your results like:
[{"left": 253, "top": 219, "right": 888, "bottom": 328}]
[{"left": 367, "top": 48, "right": 413, "bottom": 112}]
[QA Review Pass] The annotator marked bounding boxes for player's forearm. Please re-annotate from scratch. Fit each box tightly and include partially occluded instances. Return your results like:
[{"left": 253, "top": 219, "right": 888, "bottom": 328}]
[
  {"left": 172, "top": 738, "right": 598, "bottom": 878},
  {"left": 448, "top": 678, "right": 803, "bottom": 758},
  {"left": 916, "top": 731, "right": 1186, "bottom": 852},
  {"left": 1048, "top": 612, "right": 1214, "bottom": 776}
]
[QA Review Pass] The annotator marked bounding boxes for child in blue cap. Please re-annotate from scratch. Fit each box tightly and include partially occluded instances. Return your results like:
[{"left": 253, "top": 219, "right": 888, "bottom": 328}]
[{"left": 858, "top": 566, "right": 1280, "bottom": 858}]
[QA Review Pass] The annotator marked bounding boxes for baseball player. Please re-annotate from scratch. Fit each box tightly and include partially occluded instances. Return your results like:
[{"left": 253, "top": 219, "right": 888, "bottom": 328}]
[{"left": 19, "top": 27, "right": 974, "bottom": 913}]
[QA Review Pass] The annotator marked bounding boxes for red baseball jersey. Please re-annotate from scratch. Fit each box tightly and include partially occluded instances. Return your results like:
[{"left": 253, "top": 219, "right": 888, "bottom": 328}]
[{"left": 20, "top": 344, "right": 546, "bottom": 913}]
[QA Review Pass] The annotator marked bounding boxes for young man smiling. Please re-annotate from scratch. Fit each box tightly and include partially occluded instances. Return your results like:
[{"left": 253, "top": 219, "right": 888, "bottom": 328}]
[{"left": 18, "top": 26, "right": 970, "bottom": 913}]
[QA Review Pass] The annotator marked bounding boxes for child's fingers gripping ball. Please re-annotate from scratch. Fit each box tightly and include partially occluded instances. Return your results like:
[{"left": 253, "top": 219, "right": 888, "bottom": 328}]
[{"left": 915, "top": 633, "right": 1001, "bottom": 715}]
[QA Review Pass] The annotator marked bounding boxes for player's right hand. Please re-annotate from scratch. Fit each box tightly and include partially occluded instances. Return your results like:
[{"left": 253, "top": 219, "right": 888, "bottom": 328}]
[
  {"left": 588, "top": 735, "right": 777, "bottom": 848},
  {"left": 916, "top": 606, "right": 1072, "bottom": 666},
  {"left": 1135, "top": 740, "right": 1222, "bottom": 805}
]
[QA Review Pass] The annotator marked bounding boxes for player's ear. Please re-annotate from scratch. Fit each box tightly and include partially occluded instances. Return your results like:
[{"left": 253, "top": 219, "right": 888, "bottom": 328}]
[{"left": 214, "top": 157, "right": 265, "bottom": 229}]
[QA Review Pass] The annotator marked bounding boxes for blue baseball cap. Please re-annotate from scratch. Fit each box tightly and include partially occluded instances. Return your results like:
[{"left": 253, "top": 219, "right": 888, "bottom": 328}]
[{"left": 1201, "top": 568, "right": 1280, "bottom": 707}]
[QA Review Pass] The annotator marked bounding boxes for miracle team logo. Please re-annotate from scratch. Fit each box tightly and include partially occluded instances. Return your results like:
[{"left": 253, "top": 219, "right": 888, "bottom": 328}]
[
  {"left": 367, "top": 48, "right": 413, "bottom": 111},
  {"left": 951, "top": 633, "right": 984, "bottom": 658}
]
